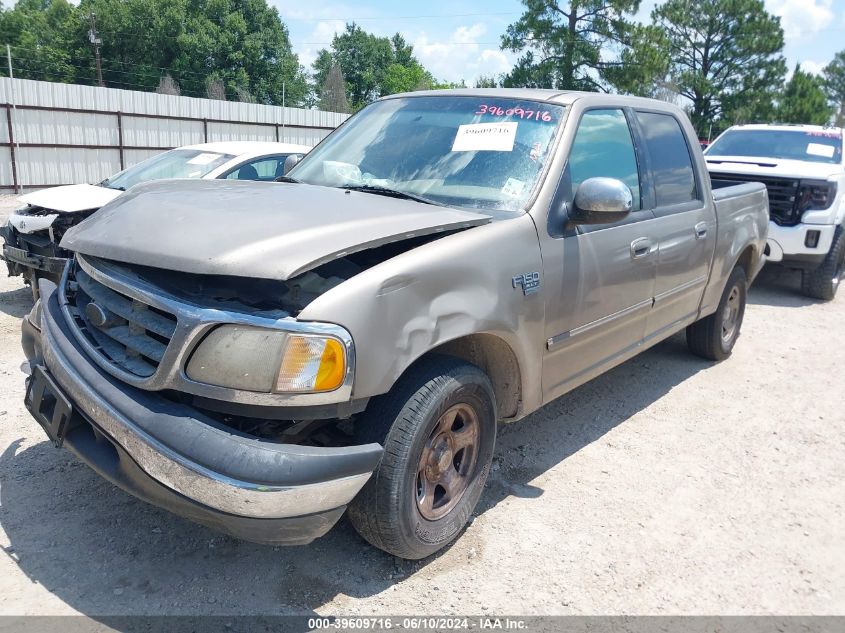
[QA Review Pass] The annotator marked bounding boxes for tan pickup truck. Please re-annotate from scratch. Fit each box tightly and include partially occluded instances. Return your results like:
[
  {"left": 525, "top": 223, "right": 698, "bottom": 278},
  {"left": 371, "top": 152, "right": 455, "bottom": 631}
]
[{"left": 20, "top": 89, "right": 768, "bottom": 559}]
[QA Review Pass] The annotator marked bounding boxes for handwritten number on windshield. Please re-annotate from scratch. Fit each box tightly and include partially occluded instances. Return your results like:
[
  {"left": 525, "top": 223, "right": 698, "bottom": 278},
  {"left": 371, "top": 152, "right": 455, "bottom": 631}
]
[{"left": 475, "top": 104, "right": 553, "bottom": 122}]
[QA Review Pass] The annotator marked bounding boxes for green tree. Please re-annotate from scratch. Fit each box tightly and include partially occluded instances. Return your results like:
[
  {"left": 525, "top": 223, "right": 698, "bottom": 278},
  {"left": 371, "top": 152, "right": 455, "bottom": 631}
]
[
  {"left": 823, "top": 51, "right": 845, "bottom": 126},
  {"left": 312, "top": 23, "right": 442, "bottom": 109},
  {"left": 500, "top": 0, "right": 641, "bottom": 90},
  {"left": 430, "top": 78, "right": 467, "bottom": 89},
  {"left": 474, "top": 74, "right": 501, "bottom": 88},
  {"left": 382, "top": 62, "right": 434, "bottom": 94},
  {"left": 605, "top": 23, "right": 671, "bottom": 97},
  {"left": 318, "top": 63, "right": 351, "bottom": 113},
  {"left": 777, "top": 65, "right": 832, "bottom": 125},
  {"left": 66, "top": 0, "right": 308, "bottom": 104},
  {"left": 3, "top": 0, "right": 308, "bottom": 105},
  {"left": 313, "top": 23, "right": 394, "bottom": 109},
  {"left": 651, "top": 0, "right": 786, "bottom": 135},
  {"left": 0, "top": 0, "right": 78, "bottom": 82}
]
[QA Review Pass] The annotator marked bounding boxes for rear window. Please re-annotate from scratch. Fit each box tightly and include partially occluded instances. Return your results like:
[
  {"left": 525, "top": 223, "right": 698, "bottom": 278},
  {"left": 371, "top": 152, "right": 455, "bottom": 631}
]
[
  {"left": 635, "top": 112, "right": 698, "bottom": 207},
  {"left": 706, "top": 129, "right": 843, "bottom": 165}
]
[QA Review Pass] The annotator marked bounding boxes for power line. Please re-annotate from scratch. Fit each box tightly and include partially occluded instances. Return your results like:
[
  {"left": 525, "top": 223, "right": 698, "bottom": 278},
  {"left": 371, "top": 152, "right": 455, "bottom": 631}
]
[
  {"left": 298, "top": 41, "right": 504, "bottom": 46},
  {"left": 279, "top": 11, "right": 521, "bottom": 21},
  {"left": 7, "top": 45, "right": 250, "bottom": 84}
]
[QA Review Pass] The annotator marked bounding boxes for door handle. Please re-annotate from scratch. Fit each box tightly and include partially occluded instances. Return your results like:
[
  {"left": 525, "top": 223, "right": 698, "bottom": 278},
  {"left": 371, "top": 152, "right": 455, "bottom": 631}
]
[
  {"left": 694, "top": 222, "right": 708, "bottom": 239},
  {"left": 630, "top": 237, "right": 652, "bottom": 259}
]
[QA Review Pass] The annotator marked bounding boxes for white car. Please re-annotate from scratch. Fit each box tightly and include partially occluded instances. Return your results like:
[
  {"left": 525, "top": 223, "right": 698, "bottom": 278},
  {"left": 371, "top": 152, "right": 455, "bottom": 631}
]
[
  {"left": 705, "top": 124, "right": 845, "bottom": 300},
  {"left": 1, "top": 141, "right": 311, "bottom": 295}
]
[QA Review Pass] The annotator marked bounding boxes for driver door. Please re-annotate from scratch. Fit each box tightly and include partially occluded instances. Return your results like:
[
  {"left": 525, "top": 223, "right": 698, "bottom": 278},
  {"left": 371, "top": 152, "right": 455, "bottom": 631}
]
[{"left": 540, "top": 108, "right": 658, "bottom": 402}]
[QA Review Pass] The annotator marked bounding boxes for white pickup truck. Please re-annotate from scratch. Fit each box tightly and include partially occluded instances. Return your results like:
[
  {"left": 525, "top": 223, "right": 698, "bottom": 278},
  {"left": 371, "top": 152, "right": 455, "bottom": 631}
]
[{"left": 705, "top": 124, "right": 845, "bottom": 300}]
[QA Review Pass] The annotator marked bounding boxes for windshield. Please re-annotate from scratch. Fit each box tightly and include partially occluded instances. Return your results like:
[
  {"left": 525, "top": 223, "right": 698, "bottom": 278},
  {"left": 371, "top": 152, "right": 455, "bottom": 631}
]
[
  {"left": 289, "top": 96, "right": 566, "bottom": 212},
  {"left": 103, "top": 149, "right": 234, "bottom": 190},
  {"left": 706, "top": 129, "right": 843, "bottom": 165}
]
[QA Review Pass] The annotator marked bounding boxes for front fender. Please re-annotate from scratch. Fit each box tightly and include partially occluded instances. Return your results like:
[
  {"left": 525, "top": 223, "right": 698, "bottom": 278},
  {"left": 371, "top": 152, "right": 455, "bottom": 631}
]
[{"left": 299, "top": 214, "right": 546, "bottom": 413}]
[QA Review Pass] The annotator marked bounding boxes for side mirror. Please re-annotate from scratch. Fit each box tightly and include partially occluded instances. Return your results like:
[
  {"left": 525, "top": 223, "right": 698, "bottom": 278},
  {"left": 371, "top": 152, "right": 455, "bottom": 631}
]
[
  {"left": 282, "top": 153, "right": 304, "bottom": 175},
  {"left": 569, "top": 177, "right": 633, "bottom": 225}
]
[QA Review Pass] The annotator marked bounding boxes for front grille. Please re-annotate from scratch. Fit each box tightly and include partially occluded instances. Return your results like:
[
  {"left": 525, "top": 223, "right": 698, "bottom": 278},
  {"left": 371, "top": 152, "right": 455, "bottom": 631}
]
[
  {"left": 709, "top": 172, "right": 800, "bottom": 226},
  {"left": 64, "top": 263, "right": 177, "bottom": 377}
]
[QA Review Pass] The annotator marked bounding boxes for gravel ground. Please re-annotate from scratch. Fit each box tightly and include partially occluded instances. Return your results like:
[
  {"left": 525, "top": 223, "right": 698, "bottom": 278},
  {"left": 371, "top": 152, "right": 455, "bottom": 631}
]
[{"left": 0, "top": 193, "right": 843, "bottom": 616}]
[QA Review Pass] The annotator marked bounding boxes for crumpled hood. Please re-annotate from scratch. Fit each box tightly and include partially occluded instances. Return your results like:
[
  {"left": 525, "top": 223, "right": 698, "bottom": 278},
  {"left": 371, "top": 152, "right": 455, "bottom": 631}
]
[
  {"left": 60, "top": 179, "right": 491, "bottom": 280},
  {"left": 705, "top": 156, "right": 843, "bottom": 181},
  {"left": 18, "top": 183, "right": 123, "bottom": 213}
]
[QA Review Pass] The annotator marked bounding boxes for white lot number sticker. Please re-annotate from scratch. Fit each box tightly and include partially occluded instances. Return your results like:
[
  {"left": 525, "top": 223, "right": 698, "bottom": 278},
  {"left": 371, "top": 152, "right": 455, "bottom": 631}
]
[
  {"left": 452, "top": 122, "right": 518, "bottom": 152},
  {"left": 806, "top": 143, "right": 835, "bottom": 158},
  {"left": 187, "top": 152, "right": 223, "bottom": 165},
  {"left": 501, "top": 177, "right": 526, "bottom": 198}
]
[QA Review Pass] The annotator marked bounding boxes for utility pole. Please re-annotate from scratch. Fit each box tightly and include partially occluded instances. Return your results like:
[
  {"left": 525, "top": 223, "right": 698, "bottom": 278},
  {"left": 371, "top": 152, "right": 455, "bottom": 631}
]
[{"left": 88, "top": 12, "right": 104, "bottom": 87}]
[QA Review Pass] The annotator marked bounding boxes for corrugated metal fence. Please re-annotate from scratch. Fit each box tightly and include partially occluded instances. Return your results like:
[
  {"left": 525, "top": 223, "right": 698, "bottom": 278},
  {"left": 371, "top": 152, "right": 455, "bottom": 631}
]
[{"left": 0, "top": 77, "right": 349, "bottom": 192}]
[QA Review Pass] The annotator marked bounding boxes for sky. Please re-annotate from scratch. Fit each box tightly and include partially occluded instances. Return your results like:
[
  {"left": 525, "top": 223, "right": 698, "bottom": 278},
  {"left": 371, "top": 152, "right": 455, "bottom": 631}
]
[{"left": 271, "top": 0, "right": 845, "bottom": 84}]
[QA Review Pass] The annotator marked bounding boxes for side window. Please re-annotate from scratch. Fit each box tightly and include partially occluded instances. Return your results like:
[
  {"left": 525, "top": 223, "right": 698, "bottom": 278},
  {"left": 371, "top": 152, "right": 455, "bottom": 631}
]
[
  {"left": 569, "top": 109, "right": 641, "bottom": 211},
  {"left": 225, "top": 156, "right": 290, "bottom": 181},
  {"left": 634, "top": 112, "right": 699, "bottom": 207}
]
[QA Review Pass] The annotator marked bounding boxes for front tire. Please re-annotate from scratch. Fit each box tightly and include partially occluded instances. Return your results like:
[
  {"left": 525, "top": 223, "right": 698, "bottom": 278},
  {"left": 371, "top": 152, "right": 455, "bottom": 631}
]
[
  {"left": 348, "top": 355, "right": 496, "bottom": 559},
  {"left": 801, "top": 226, "right": 845, "bottom": 301},
  {"left": 687, "top": 266, "right": 747, "bottom": 361}
]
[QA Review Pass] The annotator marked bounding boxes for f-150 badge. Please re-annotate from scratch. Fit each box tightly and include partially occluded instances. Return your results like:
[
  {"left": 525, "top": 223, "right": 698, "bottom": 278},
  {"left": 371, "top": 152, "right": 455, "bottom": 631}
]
[{"left": 512, "top": 272, "right": 540, "bottom": 295}]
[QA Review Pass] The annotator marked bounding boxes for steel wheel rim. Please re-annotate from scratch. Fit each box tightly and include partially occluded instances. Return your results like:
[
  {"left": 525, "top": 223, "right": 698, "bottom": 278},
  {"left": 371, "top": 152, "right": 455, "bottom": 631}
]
[
  {"left": 721, "top": 284, "right": 741, "bottom": 344},
  {"left": 415, "top": 403, "right": 480, "bottom": 521}
]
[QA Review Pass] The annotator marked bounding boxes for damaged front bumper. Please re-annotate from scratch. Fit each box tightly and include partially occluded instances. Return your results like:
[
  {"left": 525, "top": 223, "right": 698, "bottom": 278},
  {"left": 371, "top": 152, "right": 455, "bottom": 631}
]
[
  {"left": 2, "top": 243, "right": 68, "bottom": 275},
  {"left": 0, "top": 222, "right": 67, "bottom": 278},
  {"left": 21, "top": 281, "right": 383, "bottom": 545}
]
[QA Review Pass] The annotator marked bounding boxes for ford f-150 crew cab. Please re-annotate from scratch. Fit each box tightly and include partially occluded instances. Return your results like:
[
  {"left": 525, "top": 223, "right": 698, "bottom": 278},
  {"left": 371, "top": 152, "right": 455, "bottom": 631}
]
[
  {"left": 705, "top": 124, "right": 845, "bottom": 300},
  {"left": 19, "top": 90, "right": 768, "bottom": 559}
]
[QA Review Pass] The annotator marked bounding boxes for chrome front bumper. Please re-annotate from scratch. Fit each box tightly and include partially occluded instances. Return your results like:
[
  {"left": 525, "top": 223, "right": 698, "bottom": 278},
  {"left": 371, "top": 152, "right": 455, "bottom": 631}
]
[{"left": 31, "top": 280, "right": 382, "bottom": 527}]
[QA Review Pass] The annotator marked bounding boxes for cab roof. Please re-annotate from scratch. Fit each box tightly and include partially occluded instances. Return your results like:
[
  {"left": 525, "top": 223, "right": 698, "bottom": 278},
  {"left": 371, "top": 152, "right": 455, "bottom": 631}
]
[{"left": 380, "top": 87, "right": 688, "bottom": 110}]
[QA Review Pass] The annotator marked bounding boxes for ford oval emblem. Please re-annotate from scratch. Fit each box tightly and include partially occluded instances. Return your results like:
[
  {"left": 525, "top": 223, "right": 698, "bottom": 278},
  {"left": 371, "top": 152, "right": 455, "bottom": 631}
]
[{"left": 85, "top": 302, "right": 109, "bottom": 328}]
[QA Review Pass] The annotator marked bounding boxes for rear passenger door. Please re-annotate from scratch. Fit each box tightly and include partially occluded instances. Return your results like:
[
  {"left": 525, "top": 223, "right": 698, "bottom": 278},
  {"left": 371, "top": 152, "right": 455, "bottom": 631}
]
[
  {"left": 631, "top": 110, "right": 716, "bottom": 341},
  {"left": 541, "top": 108, "right": 658, "bottom": 402}
]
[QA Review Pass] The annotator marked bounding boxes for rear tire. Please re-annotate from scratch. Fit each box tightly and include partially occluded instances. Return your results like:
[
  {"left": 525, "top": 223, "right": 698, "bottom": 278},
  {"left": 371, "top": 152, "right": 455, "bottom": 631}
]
[
  {"left": 687, "top": 266, "right": 747, "bottom": 361},
  {"left": 348, "top": 355, "right": 496, "bottom": 560},
  {"left": 801, "top": 226, "right": 845, "bottom": 301}
]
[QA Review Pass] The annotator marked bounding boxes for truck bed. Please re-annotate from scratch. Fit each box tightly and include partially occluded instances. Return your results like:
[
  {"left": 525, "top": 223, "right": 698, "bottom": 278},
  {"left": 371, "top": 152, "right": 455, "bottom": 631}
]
[{"left": 710, "top": 178, "right": 768, "bottom": 203}]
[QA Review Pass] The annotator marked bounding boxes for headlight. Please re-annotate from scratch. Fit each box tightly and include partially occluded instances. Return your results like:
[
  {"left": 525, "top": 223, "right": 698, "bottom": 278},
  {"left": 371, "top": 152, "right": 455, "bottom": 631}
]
[
  {"left": 186, "top": 325, "right": 347, "bottom": 393},
  {"left": 797, "top": 180, "right": 837, "bottom": 214}
]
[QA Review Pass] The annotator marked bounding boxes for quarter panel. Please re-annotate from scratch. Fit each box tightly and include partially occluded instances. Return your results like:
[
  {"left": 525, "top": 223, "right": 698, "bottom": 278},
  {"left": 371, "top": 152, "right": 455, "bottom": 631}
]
[{"left": 701, "top": 184, "right": 768, "bottom": 314}]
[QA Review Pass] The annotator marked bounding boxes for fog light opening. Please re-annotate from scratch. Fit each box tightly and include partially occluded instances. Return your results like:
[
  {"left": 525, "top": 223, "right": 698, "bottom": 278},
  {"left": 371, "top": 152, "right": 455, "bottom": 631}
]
[{"left": 805, "top": 230, "right": 821, "bottom": 249}]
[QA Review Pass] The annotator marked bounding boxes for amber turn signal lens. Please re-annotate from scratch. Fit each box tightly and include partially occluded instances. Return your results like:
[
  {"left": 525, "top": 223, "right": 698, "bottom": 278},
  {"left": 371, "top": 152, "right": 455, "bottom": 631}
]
[
  {"left": 315, "top": 338, "right": 345, "bottom": 391},
  {"left": 275, "top": 335, "right": 346, "bottom": 393}
]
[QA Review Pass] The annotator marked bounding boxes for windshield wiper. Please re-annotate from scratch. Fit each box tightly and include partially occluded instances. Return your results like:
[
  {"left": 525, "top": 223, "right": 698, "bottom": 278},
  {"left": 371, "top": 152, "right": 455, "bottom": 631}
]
[
  {"left": 275, "top": 175, "right": 300, "bottom": 183},
  {"left": 341, "top": 184, "right": 440, "bottom": 206}
]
